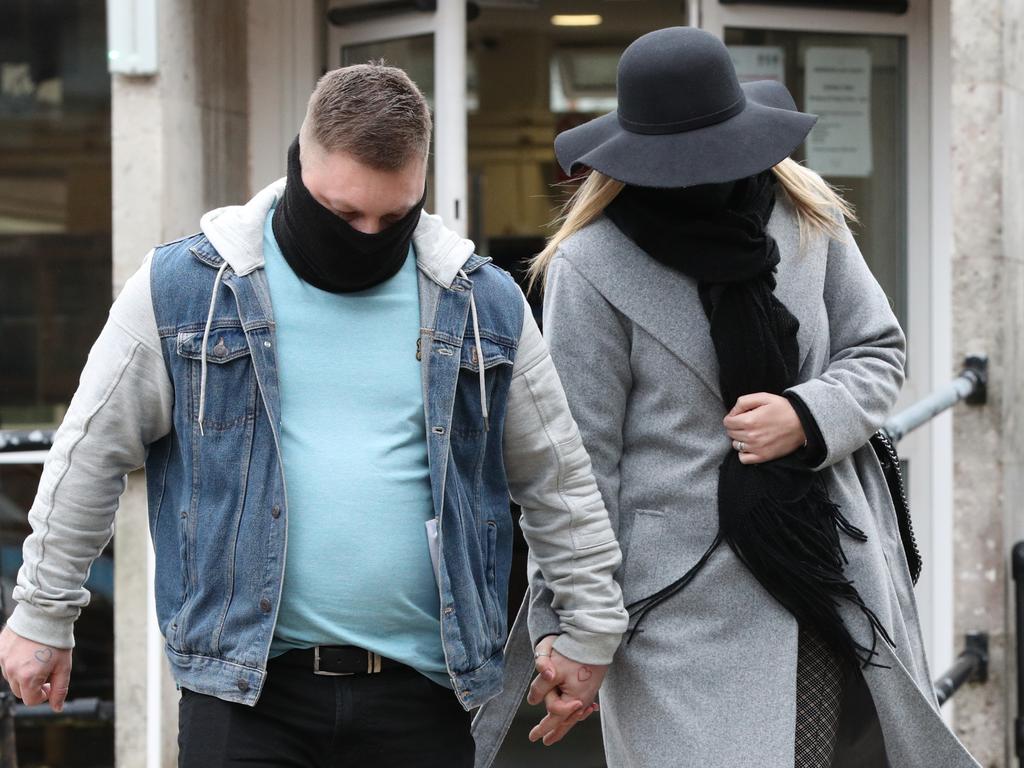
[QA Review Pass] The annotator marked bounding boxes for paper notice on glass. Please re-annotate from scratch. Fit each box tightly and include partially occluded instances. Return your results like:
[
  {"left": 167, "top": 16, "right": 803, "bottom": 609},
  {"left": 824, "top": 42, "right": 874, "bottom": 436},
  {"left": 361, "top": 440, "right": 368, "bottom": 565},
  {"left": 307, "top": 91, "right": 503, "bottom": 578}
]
[
  {"left": 728, "top": 46, "right": 785, "bottom": 83},
  {"left": 804, "top": 47, "right": 872, "bottom": 178}
]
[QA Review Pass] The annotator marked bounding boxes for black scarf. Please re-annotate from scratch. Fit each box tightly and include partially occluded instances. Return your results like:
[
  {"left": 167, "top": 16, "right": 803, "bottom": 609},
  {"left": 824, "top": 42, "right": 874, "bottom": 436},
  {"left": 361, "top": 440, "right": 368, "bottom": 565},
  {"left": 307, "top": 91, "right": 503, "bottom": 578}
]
[
  {"left": 607, "top": 172, "right": 892, "bottom": 668},
  {"left": 272, "top": 138, "right": 425, "bottom": 293}
]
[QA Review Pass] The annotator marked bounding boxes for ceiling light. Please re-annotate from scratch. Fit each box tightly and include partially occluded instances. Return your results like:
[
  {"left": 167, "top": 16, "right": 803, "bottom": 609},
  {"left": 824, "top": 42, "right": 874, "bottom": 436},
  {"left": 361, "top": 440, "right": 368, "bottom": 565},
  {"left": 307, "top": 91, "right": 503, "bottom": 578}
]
[{"left": 551, "top": 14, "right": 603, "bottom": 26}]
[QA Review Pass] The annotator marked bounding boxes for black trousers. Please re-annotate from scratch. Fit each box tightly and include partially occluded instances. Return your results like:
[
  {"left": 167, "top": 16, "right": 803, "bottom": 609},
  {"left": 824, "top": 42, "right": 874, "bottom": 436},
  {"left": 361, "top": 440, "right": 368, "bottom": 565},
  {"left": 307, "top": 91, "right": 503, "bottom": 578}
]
[{"left": 178, "top": 652, "right": 474, "bottom": 767}]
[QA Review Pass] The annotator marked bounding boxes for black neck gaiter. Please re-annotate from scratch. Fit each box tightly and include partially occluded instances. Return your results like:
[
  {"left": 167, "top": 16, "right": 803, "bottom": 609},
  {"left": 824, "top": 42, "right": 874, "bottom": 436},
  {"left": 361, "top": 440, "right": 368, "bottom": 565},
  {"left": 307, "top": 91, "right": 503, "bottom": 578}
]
[{"left": 272, "top": 138, "right": 425, "bottom": 293}]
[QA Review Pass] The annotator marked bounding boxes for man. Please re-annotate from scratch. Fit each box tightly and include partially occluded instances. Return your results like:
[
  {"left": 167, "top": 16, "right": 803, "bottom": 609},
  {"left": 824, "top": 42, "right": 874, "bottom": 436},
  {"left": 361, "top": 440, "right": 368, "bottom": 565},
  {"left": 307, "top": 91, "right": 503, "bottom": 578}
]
[{"left": 0, "top": 64, "right": 625, "bottom": 766}]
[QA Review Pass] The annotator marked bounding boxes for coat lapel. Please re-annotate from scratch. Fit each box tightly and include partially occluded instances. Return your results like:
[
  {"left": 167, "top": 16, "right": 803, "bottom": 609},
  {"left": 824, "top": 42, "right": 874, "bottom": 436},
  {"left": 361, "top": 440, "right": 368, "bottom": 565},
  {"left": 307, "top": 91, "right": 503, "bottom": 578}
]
[{"left": 573, "top": 216, "right": 723, "bottom": 396}]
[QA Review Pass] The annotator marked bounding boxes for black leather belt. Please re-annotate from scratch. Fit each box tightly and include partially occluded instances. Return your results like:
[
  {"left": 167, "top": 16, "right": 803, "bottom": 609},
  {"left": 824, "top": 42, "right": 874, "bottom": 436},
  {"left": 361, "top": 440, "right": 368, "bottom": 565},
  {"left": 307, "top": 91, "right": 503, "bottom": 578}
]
[{"left": 280, "top": 645, "right": 402, "bottom": 676}]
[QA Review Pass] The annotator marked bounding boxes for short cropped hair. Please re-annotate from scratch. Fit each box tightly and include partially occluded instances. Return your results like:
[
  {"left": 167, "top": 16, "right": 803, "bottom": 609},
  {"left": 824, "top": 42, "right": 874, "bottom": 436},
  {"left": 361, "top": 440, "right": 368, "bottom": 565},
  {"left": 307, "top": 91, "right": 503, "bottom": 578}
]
[{"left": 299, "top": 62, "right": 432, "bottom": 171}]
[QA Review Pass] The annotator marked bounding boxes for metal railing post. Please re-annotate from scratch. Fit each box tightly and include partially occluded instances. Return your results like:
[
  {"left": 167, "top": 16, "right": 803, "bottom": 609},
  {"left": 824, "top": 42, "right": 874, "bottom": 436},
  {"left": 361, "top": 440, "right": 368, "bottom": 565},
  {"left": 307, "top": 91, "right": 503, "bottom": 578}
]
[
  {"left": 934, "top": 632, "right": 989, "bottom": 707},
  {"left": 1012, "top": 542, "right": 1024, "bottom": 759},
  {"left": 884, "top": 355, "right": 988, "bottom": 443}
]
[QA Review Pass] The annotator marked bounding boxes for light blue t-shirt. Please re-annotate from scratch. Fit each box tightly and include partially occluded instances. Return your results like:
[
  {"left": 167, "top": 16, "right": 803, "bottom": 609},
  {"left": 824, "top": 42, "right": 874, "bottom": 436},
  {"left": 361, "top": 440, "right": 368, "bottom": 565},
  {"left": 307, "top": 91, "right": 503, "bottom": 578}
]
[{"left": 263, "top": 209, "right": 447, "bottom": 686}]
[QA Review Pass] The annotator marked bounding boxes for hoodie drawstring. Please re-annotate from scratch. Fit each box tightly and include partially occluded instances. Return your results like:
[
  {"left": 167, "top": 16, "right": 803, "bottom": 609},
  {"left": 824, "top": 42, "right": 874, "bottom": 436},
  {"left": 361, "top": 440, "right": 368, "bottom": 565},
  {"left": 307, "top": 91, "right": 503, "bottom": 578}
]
[
  {"left": 459, "top": 269, "right": 489, "bottom": 432},
  {"left": 198, "top": 262, "right": 229, "bottom": 437}
]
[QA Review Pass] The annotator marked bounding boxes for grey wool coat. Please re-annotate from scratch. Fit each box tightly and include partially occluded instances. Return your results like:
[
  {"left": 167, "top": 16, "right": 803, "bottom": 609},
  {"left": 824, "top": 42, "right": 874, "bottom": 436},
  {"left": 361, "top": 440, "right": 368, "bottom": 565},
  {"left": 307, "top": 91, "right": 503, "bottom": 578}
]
[{"left": 473, "top": 192, "right": 980, "bottom": 768}]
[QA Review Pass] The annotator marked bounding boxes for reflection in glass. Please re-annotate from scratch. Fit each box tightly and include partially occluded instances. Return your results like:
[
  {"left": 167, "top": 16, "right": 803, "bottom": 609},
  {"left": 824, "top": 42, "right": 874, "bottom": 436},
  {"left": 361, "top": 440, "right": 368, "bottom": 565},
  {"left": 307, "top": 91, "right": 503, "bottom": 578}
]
[
  {"left": 725, "top": 28, "right": 909, "bottom": 335},
  {"left": 0, "top": 1, "right": 114, "bottom": 764}
]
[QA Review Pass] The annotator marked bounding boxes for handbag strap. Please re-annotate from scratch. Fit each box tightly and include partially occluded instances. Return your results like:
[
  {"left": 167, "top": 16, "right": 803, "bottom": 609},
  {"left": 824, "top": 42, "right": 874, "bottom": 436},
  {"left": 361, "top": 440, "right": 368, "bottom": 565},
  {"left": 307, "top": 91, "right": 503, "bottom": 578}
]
[{"left": 869, "top": 430, "right": 922, "bottom": 584}]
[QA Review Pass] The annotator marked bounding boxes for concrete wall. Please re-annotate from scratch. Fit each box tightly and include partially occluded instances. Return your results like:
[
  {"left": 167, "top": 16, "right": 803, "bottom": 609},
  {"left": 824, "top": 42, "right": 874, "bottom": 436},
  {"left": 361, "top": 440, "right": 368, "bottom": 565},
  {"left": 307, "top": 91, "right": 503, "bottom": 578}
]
[
  {"left": 950, "top": 0, "right": 1024, "bottom": 764},
  {"left": 111, "top": 2, "right": 249, "bottom": 766}
]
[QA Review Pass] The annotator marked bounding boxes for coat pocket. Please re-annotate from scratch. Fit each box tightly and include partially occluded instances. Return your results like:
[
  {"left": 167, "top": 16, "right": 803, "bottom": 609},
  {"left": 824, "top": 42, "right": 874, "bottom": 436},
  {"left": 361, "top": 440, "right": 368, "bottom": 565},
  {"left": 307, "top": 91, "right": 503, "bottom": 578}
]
[{"left": 620, "top": 509, "right": 666, "bottom": 604}]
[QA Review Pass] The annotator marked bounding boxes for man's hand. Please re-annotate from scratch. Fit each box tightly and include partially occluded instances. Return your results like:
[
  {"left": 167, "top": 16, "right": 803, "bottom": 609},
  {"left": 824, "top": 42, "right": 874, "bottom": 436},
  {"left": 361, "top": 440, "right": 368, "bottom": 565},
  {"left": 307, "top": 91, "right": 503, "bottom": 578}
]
[
  {"left": 0, "top": 626, "right": 72, "bottom": 712},
  {"left": 723, "top": 392, "right": 806, "bottom": 464},
  {"left": 526, "top": 635, "right": 607, "bottom": 746}
]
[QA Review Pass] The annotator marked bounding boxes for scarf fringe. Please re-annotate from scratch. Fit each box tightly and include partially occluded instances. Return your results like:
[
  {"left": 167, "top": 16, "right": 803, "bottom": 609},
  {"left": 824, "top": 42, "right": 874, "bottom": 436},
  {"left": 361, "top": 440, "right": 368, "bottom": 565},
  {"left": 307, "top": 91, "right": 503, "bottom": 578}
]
[
  {"left": 626, "top": 481, "right": 894, "bottom": 669},
  {"left": 723, "top": 479, "right": 894, "bottom": 668}
]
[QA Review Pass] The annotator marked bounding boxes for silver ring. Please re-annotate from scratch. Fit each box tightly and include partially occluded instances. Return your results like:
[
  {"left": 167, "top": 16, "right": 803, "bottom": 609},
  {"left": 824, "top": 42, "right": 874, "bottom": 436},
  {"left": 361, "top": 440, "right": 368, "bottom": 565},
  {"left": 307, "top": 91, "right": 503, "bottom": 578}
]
[
  {"left": 534, "top": 651, "right": 551, "bottom": 658},
  {"left": 736, "top": 441, "right": 746, "bottom": 453}
]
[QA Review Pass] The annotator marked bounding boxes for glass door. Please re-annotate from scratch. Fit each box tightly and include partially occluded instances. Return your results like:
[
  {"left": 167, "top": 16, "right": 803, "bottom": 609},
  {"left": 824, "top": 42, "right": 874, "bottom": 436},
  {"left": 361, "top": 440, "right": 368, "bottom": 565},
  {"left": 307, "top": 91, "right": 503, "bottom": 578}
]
[{"left": 328, "top": 3, "right": 468, "bottom": 235}]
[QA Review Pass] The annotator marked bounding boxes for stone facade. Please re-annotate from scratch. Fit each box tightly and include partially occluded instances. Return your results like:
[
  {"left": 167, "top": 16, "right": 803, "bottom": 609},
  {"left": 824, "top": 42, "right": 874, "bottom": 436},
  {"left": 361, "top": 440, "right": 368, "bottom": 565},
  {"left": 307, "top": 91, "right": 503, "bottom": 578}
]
[{"left": 951, "top": 0, "right": 1024, "bottom": 765}]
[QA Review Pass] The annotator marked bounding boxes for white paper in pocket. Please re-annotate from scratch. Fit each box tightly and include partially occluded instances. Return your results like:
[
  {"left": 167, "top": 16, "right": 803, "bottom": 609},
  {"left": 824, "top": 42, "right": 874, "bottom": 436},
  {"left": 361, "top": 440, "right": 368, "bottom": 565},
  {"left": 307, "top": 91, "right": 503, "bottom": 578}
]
[{"left": 425, "top": 518, "right": 440, "bottom": 585}]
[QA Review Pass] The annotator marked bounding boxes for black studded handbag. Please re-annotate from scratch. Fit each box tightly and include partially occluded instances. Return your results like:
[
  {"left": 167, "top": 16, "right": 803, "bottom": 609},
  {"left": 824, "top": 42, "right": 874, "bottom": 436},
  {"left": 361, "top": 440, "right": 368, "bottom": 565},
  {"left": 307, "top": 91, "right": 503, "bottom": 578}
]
[{"left": 869, "top": 430, "right": 922, "bottom": 584}]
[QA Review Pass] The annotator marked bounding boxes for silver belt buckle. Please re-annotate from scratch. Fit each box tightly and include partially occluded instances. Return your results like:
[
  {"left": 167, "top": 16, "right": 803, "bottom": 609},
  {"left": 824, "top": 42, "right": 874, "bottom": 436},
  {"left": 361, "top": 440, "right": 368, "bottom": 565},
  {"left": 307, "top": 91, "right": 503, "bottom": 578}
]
[{"left": 313, "top": 646, "right": 355, "bottom": 677}]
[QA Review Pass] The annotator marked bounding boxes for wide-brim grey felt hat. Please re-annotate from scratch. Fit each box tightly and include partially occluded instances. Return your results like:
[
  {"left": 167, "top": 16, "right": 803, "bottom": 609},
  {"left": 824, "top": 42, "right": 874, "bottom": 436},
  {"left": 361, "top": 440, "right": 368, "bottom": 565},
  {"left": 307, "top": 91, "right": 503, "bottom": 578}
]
[{"left": 554, "top": 26, "right": 818, "bottom": 188}]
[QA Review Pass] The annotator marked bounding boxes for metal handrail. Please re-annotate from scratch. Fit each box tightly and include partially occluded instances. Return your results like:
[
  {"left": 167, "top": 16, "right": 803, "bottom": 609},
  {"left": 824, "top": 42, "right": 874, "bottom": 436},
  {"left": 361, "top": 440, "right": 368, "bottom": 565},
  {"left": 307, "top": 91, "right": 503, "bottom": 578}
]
[
  {"left": 884, "top": 355, "right": 988, "bottom": 443},
  {"left": 0, "top": 430, "right": 55, "bottom": 453},
  {"left": 934, "top": 633, "right": 989, "bottom": 707},
  {"left": 10, "top": 697, "right": 113, "bottom": 724},
  {"left": 883, "top": 355, "right": 990, "bottom": 709},
  {"left": 0, "top": 429, "right": 54, "bottom": 466}
]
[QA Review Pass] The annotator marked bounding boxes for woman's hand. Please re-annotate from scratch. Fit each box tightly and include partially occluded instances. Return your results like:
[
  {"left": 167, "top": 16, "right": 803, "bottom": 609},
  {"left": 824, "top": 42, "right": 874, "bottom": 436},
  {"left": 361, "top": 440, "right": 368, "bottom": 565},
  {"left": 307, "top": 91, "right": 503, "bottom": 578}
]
[
  {"left": 527, "top": 635, "right": 603, "bottom": 746},
  {"left": 723, "top": 393, "right": 806, "bottom": 464}
]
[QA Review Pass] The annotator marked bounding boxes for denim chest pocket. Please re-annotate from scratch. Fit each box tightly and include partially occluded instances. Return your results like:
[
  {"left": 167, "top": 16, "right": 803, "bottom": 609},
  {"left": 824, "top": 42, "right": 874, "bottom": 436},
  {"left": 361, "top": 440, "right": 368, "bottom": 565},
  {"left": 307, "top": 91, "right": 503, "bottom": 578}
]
[
  {"left": 176, "top": 326, "right": 256, "bottom": 431},
  {"left": 458, "top": 337, "right": 515, "bottom": 373},
  {"left": 454, "top": 337, "right": 515, "bottom": 435}
]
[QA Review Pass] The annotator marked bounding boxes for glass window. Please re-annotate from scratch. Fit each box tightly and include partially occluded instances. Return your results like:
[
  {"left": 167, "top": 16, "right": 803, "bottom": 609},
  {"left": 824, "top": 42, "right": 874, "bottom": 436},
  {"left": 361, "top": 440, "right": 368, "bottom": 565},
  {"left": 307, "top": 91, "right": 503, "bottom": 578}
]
[
  {"left": 725, "top": 28, "right": 909, "bottom": 333},
  {"left": 0, "top": 0, "right": 114, "bottom": 764}
]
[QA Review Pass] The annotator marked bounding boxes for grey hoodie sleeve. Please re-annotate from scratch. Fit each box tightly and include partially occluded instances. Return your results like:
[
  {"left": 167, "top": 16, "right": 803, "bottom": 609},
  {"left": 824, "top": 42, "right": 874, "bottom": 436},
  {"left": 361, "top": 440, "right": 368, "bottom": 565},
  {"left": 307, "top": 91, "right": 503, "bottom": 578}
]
[
  {"left": 503, "top": 293, "right": 627, "bottom": 666},
  {"left": 524, "top": 255, "right": 634, "bottom": 651},
  {"left": 7, "top": 254, "right": 173, "bottom": 649},
  {"left": 784, "top": 222, "right": 907, "bottom": 470}
]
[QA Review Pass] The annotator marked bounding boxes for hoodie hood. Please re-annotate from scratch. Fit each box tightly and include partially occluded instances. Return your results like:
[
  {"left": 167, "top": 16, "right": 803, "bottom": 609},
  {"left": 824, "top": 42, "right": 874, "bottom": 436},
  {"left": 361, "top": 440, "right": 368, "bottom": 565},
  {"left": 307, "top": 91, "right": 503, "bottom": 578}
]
[{"left": 199, "top": 178, "right": 479, "bottom": 288}]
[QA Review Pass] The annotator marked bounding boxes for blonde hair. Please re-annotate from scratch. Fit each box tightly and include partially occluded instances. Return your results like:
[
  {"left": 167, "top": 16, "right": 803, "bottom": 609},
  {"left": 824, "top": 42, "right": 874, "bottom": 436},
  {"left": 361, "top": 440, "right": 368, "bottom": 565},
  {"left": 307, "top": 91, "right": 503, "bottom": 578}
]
[{"left": 526, "top": 157, "right": 857, "bottom": 295}]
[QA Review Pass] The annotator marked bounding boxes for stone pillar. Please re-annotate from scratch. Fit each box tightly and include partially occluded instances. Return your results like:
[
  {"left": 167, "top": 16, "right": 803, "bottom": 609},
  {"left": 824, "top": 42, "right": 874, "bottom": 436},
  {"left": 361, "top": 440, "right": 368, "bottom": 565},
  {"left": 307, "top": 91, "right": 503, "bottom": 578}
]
[
  {"left": 111, "top": 1, "right": 249, "bottom": 766},
  {"left": 950, "top": 0, "right": 1024, "bottom": 764},
  {"left": 999, "top": 0, "right": 1024, "bottom": 763}
]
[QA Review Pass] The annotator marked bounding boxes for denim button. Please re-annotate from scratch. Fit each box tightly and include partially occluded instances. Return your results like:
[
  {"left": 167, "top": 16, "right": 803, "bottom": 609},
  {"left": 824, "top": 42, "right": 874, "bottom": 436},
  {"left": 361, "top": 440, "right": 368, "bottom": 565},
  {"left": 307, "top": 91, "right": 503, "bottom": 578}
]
[
  {"left": 259, "top": 598, "right": 271, "bottom": 613},
  {"left": 263, "top": 341, "right": 272, "bottom": 348},
  {"left": 271, "top": 505, "right": 281, "bottom": 519},
  {"left": 236, "top": 679, "right": 250, "bottom": 693}
]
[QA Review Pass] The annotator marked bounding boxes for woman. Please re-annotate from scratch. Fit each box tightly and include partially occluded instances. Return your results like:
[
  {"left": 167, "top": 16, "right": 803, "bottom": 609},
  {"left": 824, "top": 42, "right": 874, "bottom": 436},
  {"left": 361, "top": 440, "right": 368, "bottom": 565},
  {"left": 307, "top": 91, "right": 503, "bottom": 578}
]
[{"left": 473, "top": 26, "right": 978, "bottom": 768}]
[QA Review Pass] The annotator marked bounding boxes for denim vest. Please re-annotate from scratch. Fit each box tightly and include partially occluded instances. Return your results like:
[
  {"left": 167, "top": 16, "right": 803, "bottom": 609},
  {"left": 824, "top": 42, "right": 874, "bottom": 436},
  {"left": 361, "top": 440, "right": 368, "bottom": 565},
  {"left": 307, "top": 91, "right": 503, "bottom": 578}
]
[{"left": 146, "top": 232, "right": 524, "bottom": 709}]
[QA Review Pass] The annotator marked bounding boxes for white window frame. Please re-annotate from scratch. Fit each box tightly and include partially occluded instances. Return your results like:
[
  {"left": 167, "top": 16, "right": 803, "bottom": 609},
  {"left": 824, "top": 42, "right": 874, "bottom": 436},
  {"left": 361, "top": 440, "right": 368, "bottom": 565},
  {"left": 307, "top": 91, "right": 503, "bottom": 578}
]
[
  {"left": 327, "top": 2, "right": 468, "bottom": 236},
  {"left": 699, "top": 0, "right": 954, "bottom": 704}
]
